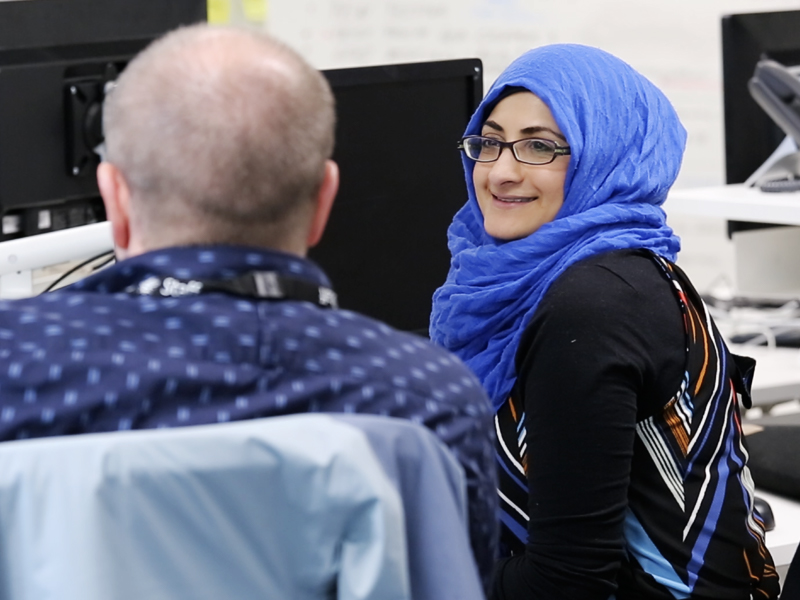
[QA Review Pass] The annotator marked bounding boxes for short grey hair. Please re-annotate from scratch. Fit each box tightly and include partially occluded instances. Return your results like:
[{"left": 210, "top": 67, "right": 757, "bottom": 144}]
[{"left": 102, "top": 24, "right": 335, "bottom": 249}]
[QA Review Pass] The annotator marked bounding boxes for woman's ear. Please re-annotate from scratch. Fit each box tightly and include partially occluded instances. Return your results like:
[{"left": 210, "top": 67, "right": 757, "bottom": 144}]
[
  {"left": 306, "top": 160, "right": 339, "bottom": 249},
  {"left": 96, "top": 162, "right": 132, "bottom": 259}
]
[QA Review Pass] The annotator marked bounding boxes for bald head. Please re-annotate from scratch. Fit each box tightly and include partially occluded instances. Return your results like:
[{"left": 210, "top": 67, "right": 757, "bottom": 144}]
[{"left": 100, "top": 24, "right": 336, "bottom": 254}]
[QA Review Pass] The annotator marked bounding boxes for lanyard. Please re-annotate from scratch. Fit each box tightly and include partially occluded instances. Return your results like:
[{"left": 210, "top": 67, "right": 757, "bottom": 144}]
[{"left": 126, "top": 271, "right": 338, "bottom": 309}]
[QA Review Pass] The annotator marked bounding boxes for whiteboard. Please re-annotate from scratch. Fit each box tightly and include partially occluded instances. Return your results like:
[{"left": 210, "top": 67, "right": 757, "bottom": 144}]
[{"left": 264, "top": 0, "right": 800, "bottom": 189}]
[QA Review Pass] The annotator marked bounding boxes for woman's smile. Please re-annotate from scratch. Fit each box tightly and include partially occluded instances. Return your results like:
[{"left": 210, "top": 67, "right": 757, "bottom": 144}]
[{"left": 492, "top": 194, "right": 536, "bottom": 204}]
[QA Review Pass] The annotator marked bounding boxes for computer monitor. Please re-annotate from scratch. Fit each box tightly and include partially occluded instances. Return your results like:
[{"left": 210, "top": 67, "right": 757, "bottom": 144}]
[
  {"left": 0, "top": 0, "right": 206, "bottom": 242},
  {"left": 722, "top": 10, "right": 800, "bottom": 235},
  {"left": 722, "top": 10, "right": 800, "bottom": 184},
  {"left": 312, "top": 60, "right": 483, "bottom": 334},
  {"left": 0, "top": 1, "right": 482, "bottom": 332}
]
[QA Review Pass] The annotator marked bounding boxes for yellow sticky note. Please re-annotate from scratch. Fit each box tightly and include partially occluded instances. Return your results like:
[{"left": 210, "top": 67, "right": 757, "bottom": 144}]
[
  {"left": 243, "top": 0, "right": 268, "bottom": 23},
  {"left": 207, "top": 0, "right": 232, "bottom": 24}
]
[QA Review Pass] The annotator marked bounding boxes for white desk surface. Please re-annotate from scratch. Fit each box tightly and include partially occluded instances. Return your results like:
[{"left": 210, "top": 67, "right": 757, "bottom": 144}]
[
  {"left": 756, "top": 489, "right": 800, "bottom": 569},
  {"left": 730, "top": 346, "right": 800, "bottom": 570},
  {"left": 665, "top": 184, "right": 800, "bottom": 226},
  {"left": 666, "top": 183, "right": 800, "bottom": 409},
  {"left": 729, "top": 349, "right": 800, "bottom": 571},
  {"left": 728, "top": 344, "right": 800, "bottom": 407},
  {"left": 664, "top": 182, "right": 800, "bottom": 571}
]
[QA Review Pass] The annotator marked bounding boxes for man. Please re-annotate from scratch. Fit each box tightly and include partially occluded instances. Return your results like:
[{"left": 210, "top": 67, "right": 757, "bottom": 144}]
[{"left": 0, "top": 25, "right": 496, "bottom": 579}]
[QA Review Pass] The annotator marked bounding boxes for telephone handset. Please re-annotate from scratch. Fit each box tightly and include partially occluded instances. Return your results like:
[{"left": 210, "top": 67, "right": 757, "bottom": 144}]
[
  {"left": 748, "top": 59, "right": 800, "bottom": 192},
  {"left": 749, "top": 59, "right": 800, "bottom": 143}
]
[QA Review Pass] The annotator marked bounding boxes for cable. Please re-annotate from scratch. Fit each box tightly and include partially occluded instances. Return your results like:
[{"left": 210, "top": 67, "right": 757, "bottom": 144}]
[{"left": 41, "top": 250, "right": 115, "bottom": 294}]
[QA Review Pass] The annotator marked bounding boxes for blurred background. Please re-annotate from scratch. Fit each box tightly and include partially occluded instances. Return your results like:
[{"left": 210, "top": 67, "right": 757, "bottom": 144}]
[{"left": 210, "top": 0, "right": 800, "bottom": 295}]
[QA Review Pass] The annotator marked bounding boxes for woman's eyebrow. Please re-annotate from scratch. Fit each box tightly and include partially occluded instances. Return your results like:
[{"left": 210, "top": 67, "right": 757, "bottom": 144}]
[
  {"left": 520, "top": 126, "right": 567, "bottom": 142},
  {"left": 482, "top": 119, "right": 503, "bottom": 132},
  {"left": 481, "top": 121, "right": 567, "bottom": 143}
]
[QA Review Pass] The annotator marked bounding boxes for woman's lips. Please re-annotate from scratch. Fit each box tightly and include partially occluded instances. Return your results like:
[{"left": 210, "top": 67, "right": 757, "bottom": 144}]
[{"left": 492, "top": 194, "right": 536, "bottom": 204}]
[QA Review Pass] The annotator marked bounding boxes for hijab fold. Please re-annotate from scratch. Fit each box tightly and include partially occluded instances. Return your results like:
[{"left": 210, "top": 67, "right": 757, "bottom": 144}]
[{"left": 429, "top": 44, "right": 686, "bottom": 412}]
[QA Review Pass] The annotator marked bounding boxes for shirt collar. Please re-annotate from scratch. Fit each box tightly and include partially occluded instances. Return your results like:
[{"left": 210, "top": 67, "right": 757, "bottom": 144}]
[{"left": 68, "top": 245, "right": 332, "bottom": 294}]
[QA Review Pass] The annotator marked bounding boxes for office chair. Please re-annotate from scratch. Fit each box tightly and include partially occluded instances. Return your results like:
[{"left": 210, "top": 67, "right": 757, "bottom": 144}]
[
  {"left": 0, "top": 414, "right": 482, "bottom": 600},
  {"left": 334, "top": 414, "right": 485, "bottom": 599}
]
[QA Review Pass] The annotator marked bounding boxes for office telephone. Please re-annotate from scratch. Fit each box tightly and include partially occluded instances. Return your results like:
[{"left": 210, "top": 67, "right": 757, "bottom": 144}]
[{"left": 748, "top": 59, "right": 800, "bottom": 192}]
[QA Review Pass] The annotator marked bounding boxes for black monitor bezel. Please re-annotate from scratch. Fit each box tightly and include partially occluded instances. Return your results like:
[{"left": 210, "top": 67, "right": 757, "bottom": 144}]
[
  {"left": 721, "top": 10, "right": 800, "bottom": 236},
  {"left": 312, "top": 58, "right": 483, "bottom": 333},
  {"left": 722, "top": 9, "right": 800, "bottom": 185},
  {"left": 0, "top": 0, "right": 206, "bottom": 240},
  {"left": 0, "top": 0, "right": 206, "bottom": 51}
]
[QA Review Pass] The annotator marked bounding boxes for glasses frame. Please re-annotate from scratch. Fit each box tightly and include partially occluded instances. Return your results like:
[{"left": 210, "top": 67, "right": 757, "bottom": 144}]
[{"left": 457, "top": 135, "right": 571, "bottom": 166}]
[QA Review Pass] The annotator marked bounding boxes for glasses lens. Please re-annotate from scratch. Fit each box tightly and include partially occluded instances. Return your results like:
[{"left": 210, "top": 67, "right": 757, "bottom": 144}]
[
  {"left": 462, "top": 137, "right": 500, "bottom": 162},
  {"left": 515, "top": 138, "right": 556, "bottom": 164}
]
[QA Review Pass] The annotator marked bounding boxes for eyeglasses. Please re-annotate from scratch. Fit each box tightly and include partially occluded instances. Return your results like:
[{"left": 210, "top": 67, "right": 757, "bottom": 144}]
[{"left": 458, "top": 135, "right": 571, "bottom": 165}]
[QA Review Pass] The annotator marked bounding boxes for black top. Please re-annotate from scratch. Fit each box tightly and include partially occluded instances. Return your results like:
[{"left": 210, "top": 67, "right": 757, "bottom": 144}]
[{"left": 492, "top": 249, "right": 779, "bottom": 599}]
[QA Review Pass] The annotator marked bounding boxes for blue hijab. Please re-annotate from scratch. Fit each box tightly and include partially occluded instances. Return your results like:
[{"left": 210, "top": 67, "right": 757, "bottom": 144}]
[{"left": 429, "top": 44, "right": 686, "bottom": 412}]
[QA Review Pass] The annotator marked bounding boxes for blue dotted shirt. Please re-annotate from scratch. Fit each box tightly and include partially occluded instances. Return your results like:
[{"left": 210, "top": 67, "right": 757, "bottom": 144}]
[{"left": 0, "top": 244, "right": 497, "bottom": 582}]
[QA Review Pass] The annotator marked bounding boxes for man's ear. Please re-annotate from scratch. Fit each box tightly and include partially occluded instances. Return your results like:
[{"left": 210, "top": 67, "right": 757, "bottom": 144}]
[
  {"left": 306, "top": 160, "right": 339, "bottom": 249},
  {"left": 96, "top": 162, "right": 133, "bottom": 259}
]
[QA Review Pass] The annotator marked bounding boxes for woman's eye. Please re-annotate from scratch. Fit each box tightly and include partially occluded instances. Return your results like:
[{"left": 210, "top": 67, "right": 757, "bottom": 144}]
[
  {"left": 481, "top": 138, "right": 501, "bottom": 148},
  {"left": 526, "top": 139, "right": 552, "bottom": 152}
]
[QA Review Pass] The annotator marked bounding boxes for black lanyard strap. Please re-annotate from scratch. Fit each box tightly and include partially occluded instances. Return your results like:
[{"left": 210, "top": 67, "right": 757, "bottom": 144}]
[{"left": 127, "top": 271, "right": 338, "bottom": 308}]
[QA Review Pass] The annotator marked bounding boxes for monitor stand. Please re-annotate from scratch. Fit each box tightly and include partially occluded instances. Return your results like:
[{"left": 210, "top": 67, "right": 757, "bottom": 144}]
[
  {"left": 747, "top": 136, "right": 800, "bottom": 192},
  {"left": 0, "top": 221, "right": 113, "bottom": 298}
]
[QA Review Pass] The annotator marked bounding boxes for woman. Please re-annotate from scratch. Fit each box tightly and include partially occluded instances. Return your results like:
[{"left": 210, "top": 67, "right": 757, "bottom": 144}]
[{"left": 430, "top": 44, "right": 779, "bottom": 600}]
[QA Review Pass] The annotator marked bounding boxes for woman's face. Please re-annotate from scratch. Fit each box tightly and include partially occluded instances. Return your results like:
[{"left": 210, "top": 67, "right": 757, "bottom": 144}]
[{"left": 472, "top": 91, "right": 570, "bottom": 241}]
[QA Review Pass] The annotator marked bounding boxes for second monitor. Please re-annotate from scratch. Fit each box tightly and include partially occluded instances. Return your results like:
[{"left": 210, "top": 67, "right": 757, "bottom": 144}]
[{"left": 312, "top": 59, "right": 483, "bottom": 334}]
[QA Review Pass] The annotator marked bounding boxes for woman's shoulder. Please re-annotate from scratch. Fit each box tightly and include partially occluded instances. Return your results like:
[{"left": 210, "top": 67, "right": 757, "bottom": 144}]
[
  {"left": 518, "top": 248, "right": 685, "bottom": 392},
  {"left": 521, "top": 249, "right": 685, "bottom": 361},
  {"left": 540, "top": 249, "right": 674, "bottom": 318}
]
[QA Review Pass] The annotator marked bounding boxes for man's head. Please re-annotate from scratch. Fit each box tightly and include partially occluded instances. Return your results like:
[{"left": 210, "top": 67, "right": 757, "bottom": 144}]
[{"left": 98, "top": 24, "right": 338, "bottom": 258}]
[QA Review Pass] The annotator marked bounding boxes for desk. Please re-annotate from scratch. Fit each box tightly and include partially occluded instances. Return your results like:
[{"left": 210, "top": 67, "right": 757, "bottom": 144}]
[
  {"left": 732, "top": 346, "right": 800, "bottom": 575},
  {"left": 665, "top": 184, "right": 800, "bottom": 225},
  {"left": 0, "top": 221, "right": 113, "bottom": 298},
  {"left": 667, "top": 185, "right": 800, "bottom": 575},
  {"left": 729, "top": 344, "right": 800, "bottom": 408},
  {"left": 757, "top": 489, "right": 800, "bottom": 574},
  {"left": 666, "top": 184, "right": 800, "bottom": 408}
]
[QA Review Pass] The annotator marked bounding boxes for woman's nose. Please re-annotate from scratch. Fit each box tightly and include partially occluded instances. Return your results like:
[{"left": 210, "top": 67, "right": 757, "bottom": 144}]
[{"left": 488, "top": 147, "right": 523, "bottom": 185}]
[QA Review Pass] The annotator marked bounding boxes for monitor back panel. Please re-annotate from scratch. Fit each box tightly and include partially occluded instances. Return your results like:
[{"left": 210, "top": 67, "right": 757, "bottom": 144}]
[{"left": 313, "top": 60, "right": 483, "bottom": 334}]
